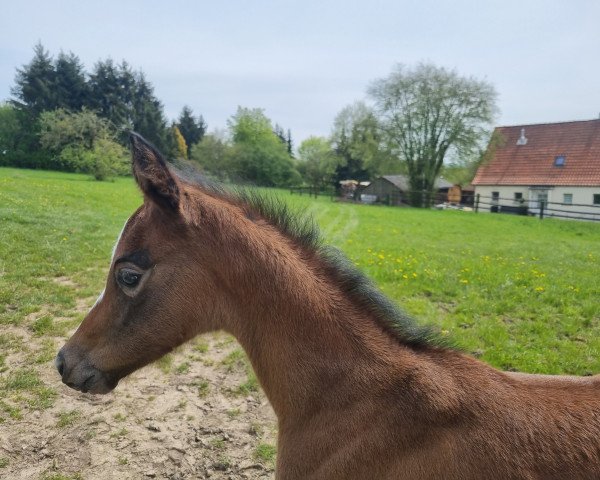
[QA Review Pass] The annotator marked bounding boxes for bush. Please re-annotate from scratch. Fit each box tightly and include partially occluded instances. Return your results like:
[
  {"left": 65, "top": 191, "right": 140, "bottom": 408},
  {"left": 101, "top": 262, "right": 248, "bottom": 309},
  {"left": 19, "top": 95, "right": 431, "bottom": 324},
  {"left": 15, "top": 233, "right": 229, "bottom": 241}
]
[
  {"left": 58, "top": 138, "right": 129, "bottom": 180},
  {"left": 92, "top": 138, "right": 130, "bottom": 180}
]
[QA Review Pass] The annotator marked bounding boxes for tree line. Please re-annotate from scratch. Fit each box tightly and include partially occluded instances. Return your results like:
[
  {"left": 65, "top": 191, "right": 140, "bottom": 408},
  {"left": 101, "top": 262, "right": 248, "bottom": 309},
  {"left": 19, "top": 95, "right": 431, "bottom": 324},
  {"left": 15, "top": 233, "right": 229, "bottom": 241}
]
[
  {"left": 0, "top": 43, "right": 208, "bottom": 180},
  {"left": 1, "top": 43, "right": 497, "bottom": 205},
  {"left": 191, "top": 63, "right": 497, "bottom": 205}
]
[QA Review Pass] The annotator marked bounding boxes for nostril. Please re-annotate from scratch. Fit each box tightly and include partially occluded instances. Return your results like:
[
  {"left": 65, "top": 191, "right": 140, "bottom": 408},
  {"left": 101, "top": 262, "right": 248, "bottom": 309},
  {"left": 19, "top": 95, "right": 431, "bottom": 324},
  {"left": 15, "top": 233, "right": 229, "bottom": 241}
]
[{"left": 55, "top": 351, "right": 65, "bottom": 377}]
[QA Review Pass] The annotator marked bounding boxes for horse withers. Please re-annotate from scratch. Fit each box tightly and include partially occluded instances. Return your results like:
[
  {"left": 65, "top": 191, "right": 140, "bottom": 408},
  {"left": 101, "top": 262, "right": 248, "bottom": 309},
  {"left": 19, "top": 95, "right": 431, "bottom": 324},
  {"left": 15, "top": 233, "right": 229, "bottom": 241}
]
[{"left": 57, "top": 133, "right": 600, "bottom": 479}]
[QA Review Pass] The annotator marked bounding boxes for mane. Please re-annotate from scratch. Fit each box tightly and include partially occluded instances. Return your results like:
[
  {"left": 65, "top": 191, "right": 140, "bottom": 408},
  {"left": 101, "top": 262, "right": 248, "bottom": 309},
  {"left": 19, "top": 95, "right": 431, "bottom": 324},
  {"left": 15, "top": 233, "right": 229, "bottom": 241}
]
[{"left": 171, "top": 163, "right": 450, "bottom": 350}]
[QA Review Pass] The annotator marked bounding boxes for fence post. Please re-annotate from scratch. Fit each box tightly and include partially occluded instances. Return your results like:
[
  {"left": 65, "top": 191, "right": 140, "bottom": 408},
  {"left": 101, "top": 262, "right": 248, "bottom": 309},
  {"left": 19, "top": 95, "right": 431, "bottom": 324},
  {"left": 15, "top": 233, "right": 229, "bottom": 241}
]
[
  {"left": 539, "top": 200, "right": 545, "bottom": 219},
  {"left": 475, "top": 194, "right": 480, "bottom": 213}
]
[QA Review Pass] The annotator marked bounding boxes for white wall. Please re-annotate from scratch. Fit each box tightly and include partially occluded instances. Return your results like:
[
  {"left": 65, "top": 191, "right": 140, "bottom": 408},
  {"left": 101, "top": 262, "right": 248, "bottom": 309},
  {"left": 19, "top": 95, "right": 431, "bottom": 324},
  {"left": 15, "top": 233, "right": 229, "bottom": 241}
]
[{"left": 474, "top": 185, "right": 600, "bottom": 221}]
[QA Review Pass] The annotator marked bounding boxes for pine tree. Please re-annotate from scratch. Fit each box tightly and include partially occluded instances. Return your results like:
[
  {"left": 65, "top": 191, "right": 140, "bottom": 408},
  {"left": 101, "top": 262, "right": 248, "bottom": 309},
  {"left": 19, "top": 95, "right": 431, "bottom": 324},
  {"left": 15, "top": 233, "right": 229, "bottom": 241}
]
[
  {"left": 197, "top": 115, "right": 207, "bottom": 142},
  {"left": 286, "top": 129, "right": 293, "bottom": 156},
  {"left": 131, "top": 72, "right": 168, "bottom": 151},
  {"left": 88, "top": 61, "right": 168, "bottom": 150},
  {"left": 11, "top": 42, "right": 56, "bottom": 115},
  {"left": 54, "top": 51, "right": 89, "bottom": 111},
  {"left": 88, "top": 59, "right": 129, "bottom": 128},
  {"left": 177, "top": 106, "right": 207, "bottom": 156},
  {"left": 273, "top": 124, "right": 286, "bottom": 144}
]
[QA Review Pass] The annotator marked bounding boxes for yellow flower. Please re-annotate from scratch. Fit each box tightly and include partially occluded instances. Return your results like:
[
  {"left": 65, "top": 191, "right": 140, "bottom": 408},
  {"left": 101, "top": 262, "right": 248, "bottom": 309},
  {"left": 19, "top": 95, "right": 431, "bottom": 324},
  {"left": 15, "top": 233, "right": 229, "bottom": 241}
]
[{"left": 534, "top": 286, "right": 545, "bottom": 292}]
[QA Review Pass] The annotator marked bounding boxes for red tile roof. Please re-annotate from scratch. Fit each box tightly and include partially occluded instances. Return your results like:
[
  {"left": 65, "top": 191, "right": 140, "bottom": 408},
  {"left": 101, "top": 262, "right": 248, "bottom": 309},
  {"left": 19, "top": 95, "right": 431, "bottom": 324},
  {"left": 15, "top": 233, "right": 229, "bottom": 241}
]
[{"left": 472, "top": 119, "right": 600, "bottom": 186}]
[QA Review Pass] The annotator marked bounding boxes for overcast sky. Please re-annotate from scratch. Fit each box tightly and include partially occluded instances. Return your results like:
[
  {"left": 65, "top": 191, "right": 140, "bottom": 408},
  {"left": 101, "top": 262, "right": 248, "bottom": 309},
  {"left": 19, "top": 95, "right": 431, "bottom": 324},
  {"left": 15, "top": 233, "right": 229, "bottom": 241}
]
[{"left": 1, "top": 0, "right": 599, "bottom": 145}]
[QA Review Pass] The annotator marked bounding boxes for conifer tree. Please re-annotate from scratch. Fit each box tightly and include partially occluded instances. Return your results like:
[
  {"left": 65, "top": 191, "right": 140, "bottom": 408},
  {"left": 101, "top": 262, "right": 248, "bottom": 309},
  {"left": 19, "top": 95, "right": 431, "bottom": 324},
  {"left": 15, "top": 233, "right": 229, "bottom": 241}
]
[
  {"left": 88, "top": 59, "right": 129, "bottom": 127},
  {"left": 11, "top": 43, "right": 56, "bottom": 115},
  {"left": 177, "top": 106, "right": 207, "bottom": 156},
  {"left": 88, "top": 61, "right": 168, "bottom": 150},
  {"left": 130, "top": 72, "right": 168, "bottom": 151},
  {"left": 286, "top": 128, "right": 293, "bottom": 156},
  {"left": 54, "top": 51, "right": 89, "bottom": 111}
]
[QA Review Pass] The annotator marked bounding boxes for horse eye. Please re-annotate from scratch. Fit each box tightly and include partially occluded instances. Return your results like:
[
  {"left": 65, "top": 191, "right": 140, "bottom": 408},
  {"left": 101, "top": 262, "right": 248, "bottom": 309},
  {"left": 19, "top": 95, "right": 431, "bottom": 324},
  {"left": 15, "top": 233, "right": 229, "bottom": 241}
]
[{"left": 118, "top": 268, "right": 141, "bottom": 287}]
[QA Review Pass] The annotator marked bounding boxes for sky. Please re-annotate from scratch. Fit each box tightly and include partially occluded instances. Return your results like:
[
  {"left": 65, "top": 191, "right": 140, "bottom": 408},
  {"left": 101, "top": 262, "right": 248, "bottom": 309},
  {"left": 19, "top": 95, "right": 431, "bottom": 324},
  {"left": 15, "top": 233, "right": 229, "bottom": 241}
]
[{"left": 1, "top": 0, "right": 599, "bottom": 146}]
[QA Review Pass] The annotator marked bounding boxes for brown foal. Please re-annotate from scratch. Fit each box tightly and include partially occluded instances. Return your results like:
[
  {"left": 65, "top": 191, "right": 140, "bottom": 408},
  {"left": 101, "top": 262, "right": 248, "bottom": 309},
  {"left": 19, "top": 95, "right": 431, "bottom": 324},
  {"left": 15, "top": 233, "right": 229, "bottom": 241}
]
[{"left": 57, "top": 133, "right": 600, "bottom": 479}]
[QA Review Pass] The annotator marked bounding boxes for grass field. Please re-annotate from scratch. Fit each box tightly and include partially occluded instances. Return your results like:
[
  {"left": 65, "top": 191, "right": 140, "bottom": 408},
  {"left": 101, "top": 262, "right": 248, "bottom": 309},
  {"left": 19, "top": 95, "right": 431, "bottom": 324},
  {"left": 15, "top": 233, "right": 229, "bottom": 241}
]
[
  {"left": 0, "top": 166, "right": 599, "bottom": 476},
  {"left": 2, "top": 167, "right": 599, "bottom": 373}
]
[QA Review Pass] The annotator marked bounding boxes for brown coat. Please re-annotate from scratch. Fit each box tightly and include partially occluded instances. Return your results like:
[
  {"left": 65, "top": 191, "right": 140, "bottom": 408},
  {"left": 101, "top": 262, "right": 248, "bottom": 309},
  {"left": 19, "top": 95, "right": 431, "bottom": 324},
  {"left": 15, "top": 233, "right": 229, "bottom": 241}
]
[{"left": 57, "top": 133, "right": 600, "bottom": 479}]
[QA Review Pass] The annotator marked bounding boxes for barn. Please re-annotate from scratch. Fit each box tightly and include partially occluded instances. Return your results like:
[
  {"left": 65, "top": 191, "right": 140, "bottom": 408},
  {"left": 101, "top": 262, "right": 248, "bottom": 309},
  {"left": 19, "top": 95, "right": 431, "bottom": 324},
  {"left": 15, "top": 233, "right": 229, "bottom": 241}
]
[{"left": 360, "top": 175, "right": 453, "bottom": 206}]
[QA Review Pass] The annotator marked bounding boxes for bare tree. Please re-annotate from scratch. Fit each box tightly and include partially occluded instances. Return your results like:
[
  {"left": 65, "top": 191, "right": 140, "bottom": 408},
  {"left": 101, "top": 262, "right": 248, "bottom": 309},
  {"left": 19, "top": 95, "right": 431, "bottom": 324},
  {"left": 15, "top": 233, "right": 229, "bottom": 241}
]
[{"left": 369, "top": 63, "right": 497, "bottom": 206}]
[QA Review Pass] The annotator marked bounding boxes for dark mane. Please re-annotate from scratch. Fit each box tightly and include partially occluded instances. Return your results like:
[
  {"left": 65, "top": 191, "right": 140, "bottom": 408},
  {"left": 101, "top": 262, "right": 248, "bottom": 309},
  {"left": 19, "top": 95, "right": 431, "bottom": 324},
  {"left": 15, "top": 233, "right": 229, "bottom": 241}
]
[{"left": 172, "top": 164, "right": 449, "bottom": 350}]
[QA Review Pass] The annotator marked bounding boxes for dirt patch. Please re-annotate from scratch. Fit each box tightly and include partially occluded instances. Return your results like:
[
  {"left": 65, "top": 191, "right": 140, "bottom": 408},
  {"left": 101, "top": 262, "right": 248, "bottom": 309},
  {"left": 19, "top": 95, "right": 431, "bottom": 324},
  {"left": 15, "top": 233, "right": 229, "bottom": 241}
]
[
  {"left": 0, "top": 333, "right": 277, "bottom": 479},
  {"left": 52, "top": 277, "right": 78, "bottom": 288}
]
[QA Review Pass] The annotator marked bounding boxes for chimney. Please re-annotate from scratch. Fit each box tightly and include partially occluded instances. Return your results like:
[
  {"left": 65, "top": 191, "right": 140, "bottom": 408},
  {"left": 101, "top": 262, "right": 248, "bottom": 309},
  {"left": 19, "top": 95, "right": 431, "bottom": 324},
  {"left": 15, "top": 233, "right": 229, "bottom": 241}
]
[{"left": 516, "top": 128, "right": 528, "bottom": 145}]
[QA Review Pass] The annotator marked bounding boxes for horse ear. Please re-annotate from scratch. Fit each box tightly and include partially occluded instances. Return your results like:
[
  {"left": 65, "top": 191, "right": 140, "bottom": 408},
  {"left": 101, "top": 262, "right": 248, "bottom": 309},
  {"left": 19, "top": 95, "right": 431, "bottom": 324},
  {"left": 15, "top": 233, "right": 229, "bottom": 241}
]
[{"left": 129, "top": 132, "right": 180, "bottom": 211}]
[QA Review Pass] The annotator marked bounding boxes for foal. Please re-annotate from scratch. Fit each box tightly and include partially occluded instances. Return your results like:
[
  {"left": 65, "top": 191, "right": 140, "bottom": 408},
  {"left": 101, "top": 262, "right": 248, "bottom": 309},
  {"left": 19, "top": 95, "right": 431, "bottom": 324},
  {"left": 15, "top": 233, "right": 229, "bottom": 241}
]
[{"left": 57, "top": 133, "right": 600, "bottom": 479}]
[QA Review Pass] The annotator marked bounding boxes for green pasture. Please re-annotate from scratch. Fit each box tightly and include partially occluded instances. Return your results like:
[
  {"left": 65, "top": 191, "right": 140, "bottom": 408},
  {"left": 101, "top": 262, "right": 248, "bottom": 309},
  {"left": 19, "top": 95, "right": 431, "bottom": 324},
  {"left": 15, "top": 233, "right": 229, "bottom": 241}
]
[
  {"left": 291, "top": 192, "right": 599, "bottom": 374},
  {"left": 0, "top": 166, "right": 599, "bottom": 421}
]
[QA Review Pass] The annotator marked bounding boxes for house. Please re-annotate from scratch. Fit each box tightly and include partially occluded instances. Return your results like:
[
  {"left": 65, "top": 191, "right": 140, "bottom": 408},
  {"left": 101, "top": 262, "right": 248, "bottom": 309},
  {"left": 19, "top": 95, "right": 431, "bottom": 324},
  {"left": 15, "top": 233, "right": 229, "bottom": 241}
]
[
  {"left": 472, "top": 119, "right": 600, "bottom": 220},
  {"left": 360, "top": 175, "right": 453, "bottom": 205}
]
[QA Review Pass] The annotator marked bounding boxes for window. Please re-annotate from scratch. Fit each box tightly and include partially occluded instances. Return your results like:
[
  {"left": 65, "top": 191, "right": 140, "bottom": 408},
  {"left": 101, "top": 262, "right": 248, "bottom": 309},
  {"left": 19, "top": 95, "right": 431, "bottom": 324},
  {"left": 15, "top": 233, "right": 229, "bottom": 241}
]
[
  {"left": 514, "top": 192, "right": 523, "bottom": 203},
  {"left": 563, "top": 193, "right": 573, "bottom": 205},
  {"left": 554, "top": 155, "right": 566, "bottom": 167},
  {"left": 594, "top": 194, "right": 600, "bottom": 205},
  {"left": 531, "top": 190, "right": 548, "bottom": 210},
  {"left": 492, "top": 191, "right": 499, "bottom": 202}
]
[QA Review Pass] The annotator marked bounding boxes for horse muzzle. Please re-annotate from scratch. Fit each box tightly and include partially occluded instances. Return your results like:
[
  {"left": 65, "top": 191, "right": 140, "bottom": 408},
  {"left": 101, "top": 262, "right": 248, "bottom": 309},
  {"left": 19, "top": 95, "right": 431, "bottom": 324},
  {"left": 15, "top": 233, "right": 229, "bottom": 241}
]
[{"left": 55, "top": 347, "right": 118, "bottom": 394}]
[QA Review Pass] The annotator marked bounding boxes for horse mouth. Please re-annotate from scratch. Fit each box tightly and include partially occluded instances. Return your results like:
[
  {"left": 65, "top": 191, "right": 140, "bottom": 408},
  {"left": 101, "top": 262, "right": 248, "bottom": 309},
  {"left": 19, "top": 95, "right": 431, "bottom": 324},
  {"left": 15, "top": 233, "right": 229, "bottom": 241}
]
[
  {"left": 56, "top": 352, "right": 120, "bottom": 394},
  {"left": 65, "top": 373, "right": 118, "bottom": 394}
]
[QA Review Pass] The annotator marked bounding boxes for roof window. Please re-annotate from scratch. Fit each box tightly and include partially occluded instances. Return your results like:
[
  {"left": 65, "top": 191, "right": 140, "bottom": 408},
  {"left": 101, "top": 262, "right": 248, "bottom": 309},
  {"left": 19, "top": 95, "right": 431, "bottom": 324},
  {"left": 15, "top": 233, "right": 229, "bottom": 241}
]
[{"left": 554, "top": 155, "right": 565, "bottom": 167}]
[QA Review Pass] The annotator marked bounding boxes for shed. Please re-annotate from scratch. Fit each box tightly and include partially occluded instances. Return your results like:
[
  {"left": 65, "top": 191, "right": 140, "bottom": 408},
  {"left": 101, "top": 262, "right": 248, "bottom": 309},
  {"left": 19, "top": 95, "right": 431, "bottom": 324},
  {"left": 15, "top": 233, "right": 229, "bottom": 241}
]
[
  {"left": 447, "top": 184, "right": 475, "bottom": 206},
  {"left": 360, "top": 175, "right": 453, "bottom": 206}
]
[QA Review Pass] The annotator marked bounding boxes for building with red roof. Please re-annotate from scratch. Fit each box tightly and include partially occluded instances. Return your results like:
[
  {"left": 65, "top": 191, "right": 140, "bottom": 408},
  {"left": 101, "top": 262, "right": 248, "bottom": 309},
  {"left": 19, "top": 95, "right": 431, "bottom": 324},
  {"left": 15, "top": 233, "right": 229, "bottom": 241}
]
[{"left": 472, "top": 119, "right": 600, "bottom": 220}]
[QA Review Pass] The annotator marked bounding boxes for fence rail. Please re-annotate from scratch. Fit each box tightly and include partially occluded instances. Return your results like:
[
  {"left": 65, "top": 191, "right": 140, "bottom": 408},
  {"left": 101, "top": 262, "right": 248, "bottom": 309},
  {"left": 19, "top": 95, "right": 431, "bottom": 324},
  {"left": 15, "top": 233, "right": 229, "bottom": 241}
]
[
  {"left": 289, "top": 186, "right": 335, "bottom": 199},
  {"left": 475, "top": 194, "right": 600, "bottom": 222},
  {"left": 292, "top": 187, "right": 600, "bottom": 222}
]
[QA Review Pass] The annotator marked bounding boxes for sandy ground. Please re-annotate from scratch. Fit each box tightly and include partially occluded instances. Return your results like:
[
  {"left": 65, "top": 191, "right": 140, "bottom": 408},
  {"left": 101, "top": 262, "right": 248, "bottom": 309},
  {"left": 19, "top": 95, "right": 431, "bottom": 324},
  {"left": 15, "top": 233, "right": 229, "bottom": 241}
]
[{"left": 0, "top": 330, "right": 278, "bottom": 480}]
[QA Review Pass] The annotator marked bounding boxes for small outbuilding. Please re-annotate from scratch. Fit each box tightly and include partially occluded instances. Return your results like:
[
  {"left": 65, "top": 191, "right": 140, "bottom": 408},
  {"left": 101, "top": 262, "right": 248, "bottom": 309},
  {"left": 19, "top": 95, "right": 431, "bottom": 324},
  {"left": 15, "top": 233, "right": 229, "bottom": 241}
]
[
  {"left": 447, "top": 184, "right": 475, "bottom": 206},
  {"left": 360, "top": 175, "right": 453, "bottom": 206}
]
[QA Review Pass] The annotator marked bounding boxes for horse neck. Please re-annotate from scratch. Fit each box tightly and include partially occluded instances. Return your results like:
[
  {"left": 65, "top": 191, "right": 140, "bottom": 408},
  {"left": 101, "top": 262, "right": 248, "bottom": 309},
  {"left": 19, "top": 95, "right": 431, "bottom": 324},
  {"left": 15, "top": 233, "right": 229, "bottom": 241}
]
[{"left": 206, "top": 211, "right": 415, "bottom": 420}]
